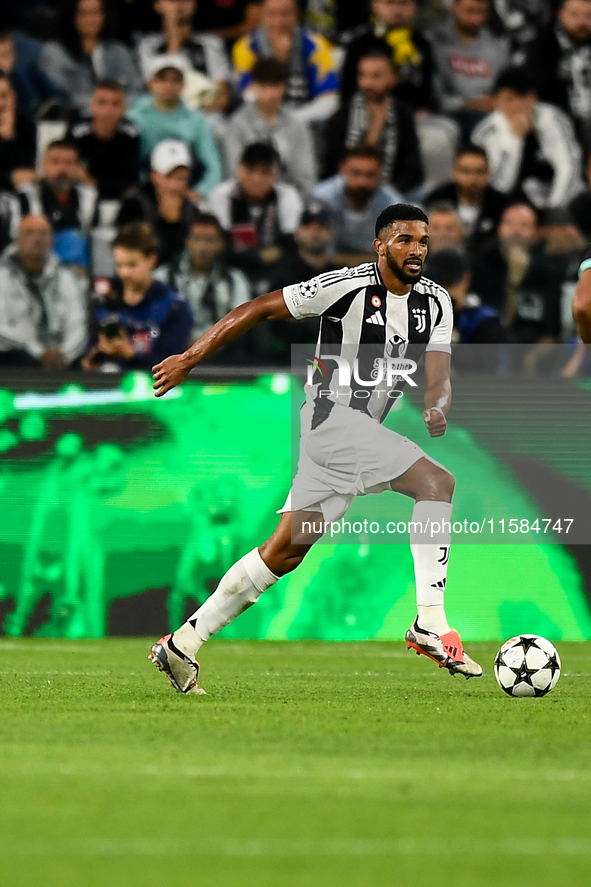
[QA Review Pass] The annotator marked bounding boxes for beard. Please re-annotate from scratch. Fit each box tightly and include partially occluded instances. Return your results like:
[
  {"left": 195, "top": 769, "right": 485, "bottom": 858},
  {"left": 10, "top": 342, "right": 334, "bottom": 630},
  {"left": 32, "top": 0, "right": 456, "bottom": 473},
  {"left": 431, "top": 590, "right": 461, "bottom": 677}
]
[{"left": 385, "top": 251, "right": 423, "bottom": 285}]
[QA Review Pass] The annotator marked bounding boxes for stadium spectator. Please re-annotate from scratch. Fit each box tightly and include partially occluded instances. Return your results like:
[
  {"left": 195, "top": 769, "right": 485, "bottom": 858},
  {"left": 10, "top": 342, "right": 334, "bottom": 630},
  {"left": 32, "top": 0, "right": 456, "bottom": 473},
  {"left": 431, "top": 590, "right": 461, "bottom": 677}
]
[
  {"left": 136, "top": 0, "right": 232, "bottom": 112},
  {"left": 260, "top": 201, "right": 337, "bottom": 363},
  {"left": 304, "top": 0, "right": 371, "bottom": 43},
  {"left": 17, "top": 140, "right": 98, "bottom": 235},
  {"left": 40, "top": 0, "right": 142, "bottom": 116},
  {"left": 340, "top": 0, "right": 459, "bottom": 191},
  {"left": 425, "top": 145, "right": 507, "bottom": 251},
  {"left": 66, "top": 80, "right": 140, "bottom": 201},
  {"left": 426, "top": 248, "right": 503, "bottom": 344},
  {"left": 207, "top": 142, "right": 302, "bottom": 276},
  {"left": 0, "top": 191, "right": 21, "bottom": 252},
  {"left": 0, "top": 30, "right": 58, "bottom": 115},
  {"left": 154, "top": 213, "right": 251, "bottom": 342},
  {"left": 127, "top": 55, "right": 223, "bottom": 196},
  {"left": 426, "top": 203, "right": 466, "bottom": 252},
  {"left": 0, "top": 71, "right": 37, "bottom": 192},
  {"left": 83, "top": 221, "right": 192, "bottom": 371},
  {"left": 340, "top": 0, "right": 435, "bottom": 111},
  {"left": 525, "top": 0, "right": 591, "bottom": 151},
  {"left": 472, "top": 67, "right": 584, "bottom": 211},
  {"left": 569, "top": 152, "right": 591, "bottom": 239},
  {"left": 195, "top": 0, "right": 262, "bottom": 41},
  {"left": 487, "top": 0, "right": 551, "bottom": 63},
  {"left": 0, "top": 214, "right": 88, "bottom": 368},
  {"left": 223, "top": 58, "right": 317, "bottom": 196},
  {"left": 427, "top": 0, "right": 510, "bottom": 136},
  {"left": 322, "top": 49, "right": 423, "bottom": 198},
  {"left": 313, "top": 146, "right": 402, "bottom": 261},
  {"left": 232, "top": 0, "right": 340, "bottom": 123},
  {"left": 117, "top": 139, "right": 202, "bottom": 265},
  {"left": 470, "top": 202, "right": 562, "bottom": 343},
  {"left": 266, "top": 200, "right": 337, "bottom": 289}
]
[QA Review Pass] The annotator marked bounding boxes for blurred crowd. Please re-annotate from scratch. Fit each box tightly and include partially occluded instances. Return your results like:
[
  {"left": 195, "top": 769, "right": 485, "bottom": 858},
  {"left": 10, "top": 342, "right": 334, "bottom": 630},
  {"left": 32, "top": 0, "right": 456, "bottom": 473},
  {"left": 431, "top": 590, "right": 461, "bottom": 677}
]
[{"left": 1, "top": 0, "right": 591, "bottom": 371}]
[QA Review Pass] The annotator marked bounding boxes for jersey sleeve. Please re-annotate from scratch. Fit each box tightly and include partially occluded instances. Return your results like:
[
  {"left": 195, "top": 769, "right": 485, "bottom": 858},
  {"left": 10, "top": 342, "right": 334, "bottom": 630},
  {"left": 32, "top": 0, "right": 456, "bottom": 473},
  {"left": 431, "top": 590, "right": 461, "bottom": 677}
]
[
  {"left": 282, "top": 267, "right": 365, "bottom": 319},
  {"left": 425, "top": 289, "right": 453, "bottom": 353},
  {"left": 578, "top": 245, "right": 591, "bottom": 278}
]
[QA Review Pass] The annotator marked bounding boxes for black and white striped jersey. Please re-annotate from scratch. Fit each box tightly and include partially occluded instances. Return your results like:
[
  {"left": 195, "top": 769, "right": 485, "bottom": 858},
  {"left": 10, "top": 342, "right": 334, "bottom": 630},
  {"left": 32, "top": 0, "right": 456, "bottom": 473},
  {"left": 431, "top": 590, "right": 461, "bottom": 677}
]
[{"left": 282, "top": 262, "right": 453, "bottom": 428}]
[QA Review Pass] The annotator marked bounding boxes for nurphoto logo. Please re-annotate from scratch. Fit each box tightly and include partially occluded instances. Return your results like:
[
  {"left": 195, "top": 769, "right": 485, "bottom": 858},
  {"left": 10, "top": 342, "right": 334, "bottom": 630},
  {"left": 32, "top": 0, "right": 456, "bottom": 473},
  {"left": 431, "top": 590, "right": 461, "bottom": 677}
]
[{"left": 304, "top": 354, "right": 418, "bottom": 389}]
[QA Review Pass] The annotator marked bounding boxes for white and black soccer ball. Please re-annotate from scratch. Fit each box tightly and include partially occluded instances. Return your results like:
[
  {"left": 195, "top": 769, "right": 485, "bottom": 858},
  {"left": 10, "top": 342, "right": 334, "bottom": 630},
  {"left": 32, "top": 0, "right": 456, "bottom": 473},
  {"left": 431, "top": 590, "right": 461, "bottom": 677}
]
[{"left": 494, "top": 634, "right": 561, "bottom": 697}]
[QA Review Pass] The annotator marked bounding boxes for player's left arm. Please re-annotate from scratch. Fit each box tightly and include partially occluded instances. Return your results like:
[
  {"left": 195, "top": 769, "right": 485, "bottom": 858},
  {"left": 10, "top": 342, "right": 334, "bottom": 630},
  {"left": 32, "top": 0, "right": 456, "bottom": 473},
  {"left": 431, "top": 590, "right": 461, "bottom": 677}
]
[
  {"left": 152, "top": 289, "right": 291, "bottom": 395},
  {"left": 423, "top": 350, "right": 452, "bottom": 438}
]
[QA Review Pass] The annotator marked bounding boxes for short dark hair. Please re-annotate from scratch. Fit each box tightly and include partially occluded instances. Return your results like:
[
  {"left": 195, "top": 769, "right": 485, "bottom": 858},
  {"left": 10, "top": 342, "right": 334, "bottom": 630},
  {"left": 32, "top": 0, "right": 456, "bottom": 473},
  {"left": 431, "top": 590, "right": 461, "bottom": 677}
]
[
  {"left": 342, "top": 145, "right": 384, "bottom": 166},
  {"left": 375, "top": 203, "right": 429, "bottom": 238},
  {"left": 45, "top": 138, "right": 78, "bottom": 155},
  {"left": 455, "top": 144, "right": 488, "bottom": 163},
  {"left": 189, "top": 212, "right": 224, "bottom": 236},
  {"left": 425, "top": 249, "right": 467, "bottom": 288},
  {"left": 240, "top": 142, "right": 279, "bottom": 168},
  {"left": 94, "top": 77, "right": 125, "bottom": 93},
  {"left": 358, "top": 47, "right": 395, "bottom": 69},
  {"left": 493, "top": 66, "right": 536, "bottom": 96},
  {"left": 251, "top": 58, "right": 289, "bottom": 84},
  {"left": 113, "top": 222, "right": 159, "bottom": 255}
]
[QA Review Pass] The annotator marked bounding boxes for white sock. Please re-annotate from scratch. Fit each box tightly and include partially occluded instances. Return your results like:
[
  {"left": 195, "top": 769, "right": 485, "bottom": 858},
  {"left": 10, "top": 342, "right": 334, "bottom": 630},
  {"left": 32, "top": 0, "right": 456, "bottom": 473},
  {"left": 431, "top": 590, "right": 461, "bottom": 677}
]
[
  {"left": 410, "top": 500, "right": 452, "bottom": 636},
  {"left": 172, "top": 548, "right": 279, "bottom": 658}
]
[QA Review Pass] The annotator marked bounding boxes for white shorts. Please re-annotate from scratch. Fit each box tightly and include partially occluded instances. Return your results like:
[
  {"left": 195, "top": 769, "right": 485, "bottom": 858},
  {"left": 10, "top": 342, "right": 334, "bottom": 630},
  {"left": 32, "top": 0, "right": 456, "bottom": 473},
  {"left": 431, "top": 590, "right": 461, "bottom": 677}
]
[{"left": 278, "top": 402, "right": 439, "bottom": 523}]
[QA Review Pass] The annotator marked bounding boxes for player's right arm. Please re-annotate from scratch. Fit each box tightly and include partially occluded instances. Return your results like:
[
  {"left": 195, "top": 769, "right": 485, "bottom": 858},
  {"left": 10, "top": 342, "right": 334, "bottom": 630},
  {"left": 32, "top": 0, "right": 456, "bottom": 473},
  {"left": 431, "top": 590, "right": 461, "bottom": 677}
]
[
  {"left": 152, "top": 289, "right": 290, "bottom": 396},
  {"left": 573, "top": 268, "right": 591, "bottom": 343}
]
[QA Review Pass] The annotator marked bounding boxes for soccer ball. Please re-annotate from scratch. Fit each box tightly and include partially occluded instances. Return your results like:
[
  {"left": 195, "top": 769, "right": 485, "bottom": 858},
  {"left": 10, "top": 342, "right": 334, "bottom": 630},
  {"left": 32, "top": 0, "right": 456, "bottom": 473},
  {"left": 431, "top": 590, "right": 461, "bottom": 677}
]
[{"left": 494, "top": 634, "right": 561, "bottom": 697}]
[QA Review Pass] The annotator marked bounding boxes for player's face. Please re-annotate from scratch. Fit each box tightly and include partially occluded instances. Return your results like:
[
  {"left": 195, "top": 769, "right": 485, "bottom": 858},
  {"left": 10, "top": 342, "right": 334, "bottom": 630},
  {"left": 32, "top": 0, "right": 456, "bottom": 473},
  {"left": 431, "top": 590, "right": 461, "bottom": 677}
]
[
  {"left": 114, "top": 246, "right": 157, "bottom": 292},
  {"left": 377, "top": 220, "right": 429, "bottom": 284}
]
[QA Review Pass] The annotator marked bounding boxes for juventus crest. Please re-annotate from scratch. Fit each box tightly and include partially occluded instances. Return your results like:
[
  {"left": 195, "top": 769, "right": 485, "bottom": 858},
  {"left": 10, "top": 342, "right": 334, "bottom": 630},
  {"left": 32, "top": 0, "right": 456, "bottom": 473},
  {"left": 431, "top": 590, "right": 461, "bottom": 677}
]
[{"left": 412, "top": 307, "right": 427, "bottom": 333}]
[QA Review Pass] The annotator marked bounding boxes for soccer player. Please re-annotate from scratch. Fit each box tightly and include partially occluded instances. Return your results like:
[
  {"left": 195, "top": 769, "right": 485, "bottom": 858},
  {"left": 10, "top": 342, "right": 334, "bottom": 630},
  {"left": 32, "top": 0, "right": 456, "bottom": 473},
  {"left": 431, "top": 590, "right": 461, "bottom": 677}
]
[{"left": 149, "top": 203, "right": 483, "bottom": 693}]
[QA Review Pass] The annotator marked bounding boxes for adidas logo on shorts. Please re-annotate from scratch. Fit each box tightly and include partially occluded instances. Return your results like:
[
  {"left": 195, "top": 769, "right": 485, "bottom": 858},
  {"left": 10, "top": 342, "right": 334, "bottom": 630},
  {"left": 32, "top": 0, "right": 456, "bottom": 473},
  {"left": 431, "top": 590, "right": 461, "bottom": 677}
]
[{"left": 366, "top": 311, "right": 385, "bottom": 326}]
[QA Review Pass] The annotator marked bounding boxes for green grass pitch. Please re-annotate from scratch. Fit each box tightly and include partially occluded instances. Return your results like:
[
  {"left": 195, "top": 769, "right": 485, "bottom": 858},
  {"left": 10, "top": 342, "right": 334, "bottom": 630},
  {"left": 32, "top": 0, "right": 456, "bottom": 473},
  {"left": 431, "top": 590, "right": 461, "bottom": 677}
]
[{"left": 1, "top": 638, "right": 591, "bottom": 887}]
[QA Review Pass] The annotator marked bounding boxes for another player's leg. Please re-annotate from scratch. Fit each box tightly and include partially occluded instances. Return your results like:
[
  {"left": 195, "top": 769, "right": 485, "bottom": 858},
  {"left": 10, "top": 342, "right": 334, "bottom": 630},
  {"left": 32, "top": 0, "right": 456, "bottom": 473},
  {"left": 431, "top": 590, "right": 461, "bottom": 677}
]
[
  {"left": 390, "top": 458, "right": 482, "bottom": 679},
  {"left": 149, "top": 511, "right": 324, "bottom": 693}
]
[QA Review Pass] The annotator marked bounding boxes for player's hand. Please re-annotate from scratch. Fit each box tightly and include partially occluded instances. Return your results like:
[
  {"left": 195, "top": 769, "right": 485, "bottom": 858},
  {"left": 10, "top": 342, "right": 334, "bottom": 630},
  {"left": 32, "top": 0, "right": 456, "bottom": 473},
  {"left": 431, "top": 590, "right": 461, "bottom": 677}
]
[
  {"left": 152, "top": 354, "right": 190, "bottom": 397},
  {"left": 423, "top": 408, "right": 447, "bottom": 437}
]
